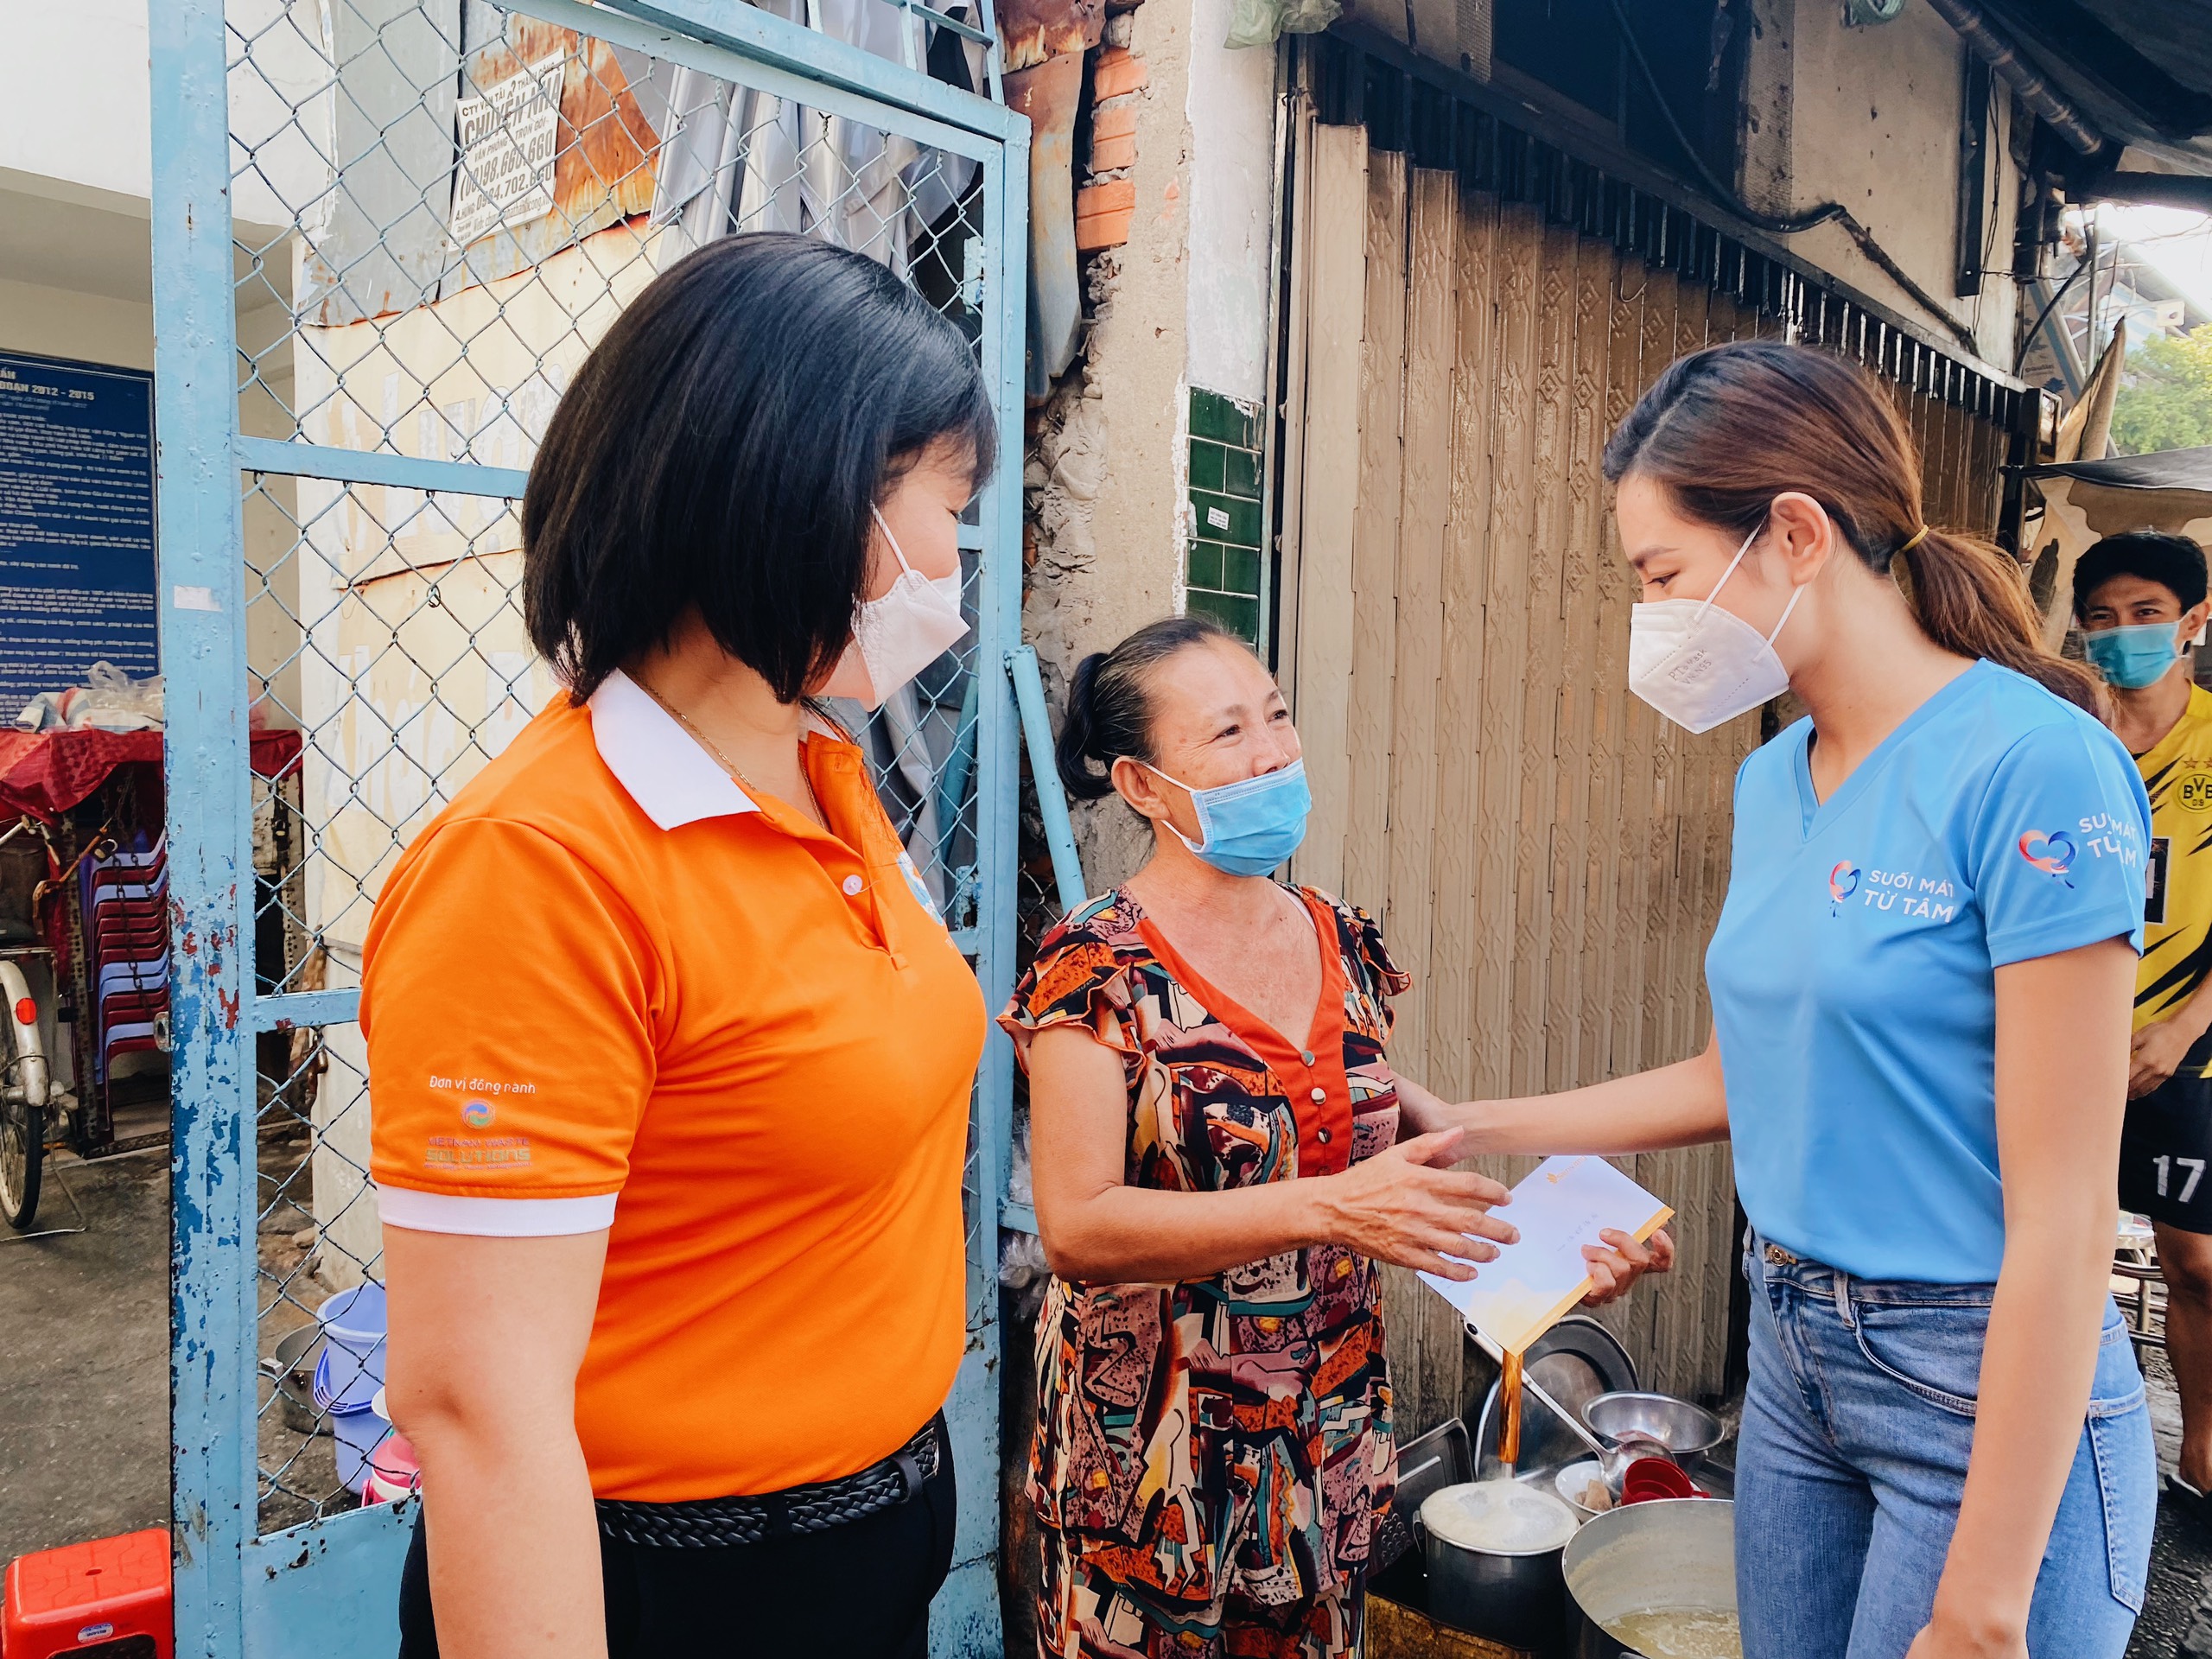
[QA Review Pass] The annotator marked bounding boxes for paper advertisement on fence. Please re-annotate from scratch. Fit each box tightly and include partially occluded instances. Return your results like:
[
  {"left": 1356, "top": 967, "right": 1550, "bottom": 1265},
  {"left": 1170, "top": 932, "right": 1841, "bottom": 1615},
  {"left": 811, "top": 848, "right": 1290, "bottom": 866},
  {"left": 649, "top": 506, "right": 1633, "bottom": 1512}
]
[{"left": 450, "top": 52, "right": 567, "bottom": 245}]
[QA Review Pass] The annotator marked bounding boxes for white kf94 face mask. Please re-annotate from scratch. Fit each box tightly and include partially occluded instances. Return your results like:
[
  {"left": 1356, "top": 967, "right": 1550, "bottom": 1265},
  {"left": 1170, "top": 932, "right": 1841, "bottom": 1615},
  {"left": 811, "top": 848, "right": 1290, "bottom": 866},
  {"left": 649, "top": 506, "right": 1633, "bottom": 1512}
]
[
  {"left": 1626, "top": 524, "right": 1802, "bottom": 734},
  {"left": 820, "top": 505, "right": 970, "bottom": 709}
]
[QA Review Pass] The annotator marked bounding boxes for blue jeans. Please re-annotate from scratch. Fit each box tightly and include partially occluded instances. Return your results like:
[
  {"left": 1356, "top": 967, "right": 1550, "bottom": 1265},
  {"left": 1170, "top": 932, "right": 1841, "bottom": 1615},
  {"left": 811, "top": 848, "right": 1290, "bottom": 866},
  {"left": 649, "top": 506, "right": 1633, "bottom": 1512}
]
[{"left": 1736, "top": 1236, "right": 2155, "bottom": 1659}]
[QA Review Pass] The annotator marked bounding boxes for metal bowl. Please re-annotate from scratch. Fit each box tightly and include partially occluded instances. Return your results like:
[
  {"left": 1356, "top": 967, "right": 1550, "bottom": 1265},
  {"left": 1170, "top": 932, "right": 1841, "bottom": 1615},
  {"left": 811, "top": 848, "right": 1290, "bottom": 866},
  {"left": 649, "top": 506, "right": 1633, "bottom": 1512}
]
[{"left": 1582, "top": 1393, "right": 1726, "bottom": 1466}]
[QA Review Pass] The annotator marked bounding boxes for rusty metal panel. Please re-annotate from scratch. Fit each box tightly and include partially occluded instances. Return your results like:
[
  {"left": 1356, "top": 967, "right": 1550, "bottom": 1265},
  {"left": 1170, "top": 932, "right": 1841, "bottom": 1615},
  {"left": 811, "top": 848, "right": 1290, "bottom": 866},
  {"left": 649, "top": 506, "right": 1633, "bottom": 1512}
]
[
  {"left": 442, "top": 21, "right": 664, "bottom": 288},
  {"left": 1006, "top": 52, "right": 1083, "bottom": 388},
  {"left": 1344, "top": 148, "right": 1408, "bottom": 918},
  {"left": 1597, "top": 260, "right": 1650, "bottom": 1091},
  {"left": 1387, "top": 168, "right": 1466, "bottom": 1433},
  {"left": 1291, "top": 122, "right": 1372, "bottom": 899},
  {"left": 1426, "top": 184, "right": 1500, "bottom": 1108},
  {"left": 1386, "top": 168, "right": 1458, "bottom": 1076},
  {"left": 1548, "top": 237, "right": 1611, "bottom": 1091},
  {"left": 1510, "top": 225, "right": 1573, "bottom": 1096},
  {"left": 1629, "top": 270, "right": 1682, "bottom": 1096},
  {"left": 993, "top": 0, "right": 1102, "bottom": 72},
  {"left": 1471, "top": 200, "right": 1541, "bottom": 1103}
]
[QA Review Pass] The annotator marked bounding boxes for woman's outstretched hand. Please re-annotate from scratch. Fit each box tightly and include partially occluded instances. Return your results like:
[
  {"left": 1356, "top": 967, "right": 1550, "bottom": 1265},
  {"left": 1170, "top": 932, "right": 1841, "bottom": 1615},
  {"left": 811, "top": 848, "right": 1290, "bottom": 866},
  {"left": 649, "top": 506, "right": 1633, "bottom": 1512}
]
[
  {"left": 1314, "top": 1127, "right": 1517, "bottom": 1279},
  {"left": 1580, "top": 1227, "right": 1674, "bottom": 1306}
]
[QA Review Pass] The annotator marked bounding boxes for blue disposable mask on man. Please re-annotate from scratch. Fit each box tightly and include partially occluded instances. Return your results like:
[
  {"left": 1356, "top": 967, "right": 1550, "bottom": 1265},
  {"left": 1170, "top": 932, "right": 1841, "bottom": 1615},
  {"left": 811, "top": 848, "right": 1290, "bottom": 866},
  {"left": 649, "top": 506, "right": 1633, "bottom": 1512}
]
[
  {"left": 2085, "top": 621, "right": 2184, "bottom": 690},
  {"left": 1142, "top": 759, "right": 1312, "bottom": 877}
]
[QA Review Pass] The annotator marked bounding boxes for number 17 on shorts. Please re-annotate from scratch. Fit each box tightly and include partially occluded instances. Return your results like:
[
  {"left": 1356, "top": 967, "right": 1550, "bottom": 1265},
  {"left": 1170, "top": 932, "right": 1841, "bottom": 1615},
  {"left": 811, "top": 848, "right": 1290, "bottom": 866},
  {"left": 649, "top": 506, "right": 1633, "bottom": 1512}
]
[{"left": 2122, "top": 1070, "right": 2212, "bottom": 1234}]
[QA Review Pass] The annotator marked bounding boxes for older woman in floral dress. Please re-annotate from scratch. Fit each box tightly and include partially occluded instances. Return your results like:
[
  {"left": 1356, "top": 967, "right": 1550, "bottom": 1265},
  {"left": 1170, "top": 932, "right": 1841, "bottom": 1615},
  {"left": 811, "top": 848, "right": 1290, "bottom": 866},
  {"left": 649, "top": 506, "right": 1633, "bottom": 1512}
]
[{"left": 1002, "top": 617, "right": 1668, "bottom": 1659}]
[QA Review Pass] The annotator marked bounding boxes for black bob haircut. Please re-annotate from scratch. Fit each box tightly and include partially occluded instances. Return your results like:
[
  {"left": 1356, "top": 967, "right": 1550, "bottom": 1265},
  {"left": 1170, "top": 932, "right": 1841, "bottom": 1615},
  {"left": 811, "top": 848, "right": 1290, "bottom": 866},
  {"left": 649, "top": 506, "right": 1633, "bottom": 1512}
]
[
  {"left": 523, "top": 232, "right": 996, "bottom": 702},
  {"left": 2072, "top": 531, "right": 2210, "bottom": 620}
]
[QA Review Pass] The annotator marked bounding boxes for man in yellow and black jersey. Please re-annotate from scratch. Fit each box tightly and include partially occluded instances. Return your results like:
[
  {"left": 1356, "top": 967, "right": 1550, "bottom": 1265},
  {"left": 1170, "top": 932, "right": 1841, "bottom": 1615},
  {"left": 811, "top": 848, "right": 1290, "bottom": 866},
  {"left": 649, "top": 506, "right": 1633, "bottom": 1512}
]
[{"left": 2078, "top": 530, "right": 2212, "bottom": 1508}]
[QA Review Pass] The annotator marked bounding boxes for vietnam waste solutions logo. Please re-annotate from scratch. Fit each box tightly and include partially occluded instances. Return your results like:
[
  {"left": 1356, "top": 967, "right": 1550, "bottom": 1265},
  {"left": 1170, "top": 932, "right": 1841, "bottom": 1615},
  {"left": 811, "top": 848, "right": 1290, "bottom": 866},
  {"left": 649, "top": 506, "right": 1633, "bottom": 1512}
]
[{"left": 461, "top": 1099, "right": 495, "bottom": 1129}]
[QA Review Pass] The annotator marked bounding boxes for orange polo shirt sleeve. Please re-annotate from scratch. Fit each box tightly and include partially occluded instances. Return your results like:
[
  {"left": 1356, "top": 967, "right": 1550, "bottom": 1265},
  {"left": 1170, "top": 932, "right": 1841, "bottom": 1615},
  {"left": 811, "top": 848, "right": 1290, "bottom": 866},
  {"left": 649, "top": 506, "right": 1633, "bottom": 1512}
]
[{"left": 364, "top": 816, "right": 656, "bottom": 1234}]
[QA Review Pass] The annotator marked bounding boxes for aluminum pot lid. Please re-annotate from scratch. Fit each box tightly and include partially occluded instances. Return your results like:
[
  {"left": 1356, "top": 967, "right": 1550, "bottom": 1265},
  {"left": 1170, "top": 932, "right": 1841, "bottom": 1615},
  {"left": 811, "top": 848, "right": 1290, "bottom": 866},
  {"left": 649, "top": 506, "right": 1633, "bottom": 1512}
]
[{"left": 1419, "top": 1478, "right": 1579, "bottom": 1556}]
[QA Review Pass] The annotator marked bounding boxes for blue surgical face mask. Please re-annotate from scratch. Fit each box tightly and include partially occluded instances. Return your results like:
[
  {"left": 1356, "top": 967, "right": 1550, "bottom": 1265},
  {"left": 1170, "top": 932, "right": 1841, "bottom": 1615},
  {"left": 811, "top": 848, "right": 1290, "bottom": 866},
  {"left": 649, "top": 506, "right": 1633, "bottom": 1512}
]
[
  {"left": 1142, "top": 758, "right": 1312, "bottom": 877},
  {"left": 2085, "top": 621, "right": 2184, "bottom": 690}
]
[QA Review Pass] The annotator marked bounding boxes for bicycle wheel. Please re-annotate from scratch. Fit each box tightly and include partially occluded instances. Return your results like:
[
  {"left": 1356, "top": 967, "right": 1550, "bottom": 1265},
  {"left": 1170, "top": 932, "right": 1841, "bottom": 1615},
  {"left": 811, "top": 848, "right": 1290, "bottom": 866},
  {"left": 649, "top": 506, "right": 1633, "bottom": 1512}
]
[{"left": 0, "top": 1066, "right": 41, "bottom": 1232}]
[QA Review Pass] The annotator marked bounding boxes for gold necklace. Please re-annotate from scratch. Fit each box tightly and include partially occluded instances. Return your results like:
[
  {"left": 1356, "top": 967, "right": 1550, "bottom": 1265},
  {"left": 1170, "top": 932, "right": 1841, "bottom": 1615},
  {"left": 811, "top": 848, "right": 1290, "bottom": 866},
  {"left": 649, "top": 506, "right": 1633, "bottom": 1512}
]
[{"left": 635, "top": 676, "right": 826, "bottom": 825}]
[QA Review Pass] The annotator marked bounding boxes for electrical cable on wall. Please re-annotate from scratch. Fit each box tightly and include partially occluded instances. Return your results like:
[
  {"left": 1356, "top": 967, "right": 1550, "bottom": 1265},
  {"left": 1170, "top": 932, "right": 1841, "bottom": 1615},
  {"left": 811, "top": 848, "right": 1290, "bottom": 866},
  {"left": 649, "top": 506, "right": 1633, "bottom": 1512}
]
[
  {"left": 1608, "top": 0, "right": 1983, "bottom": 356},
  {"left": 2012, "top": 256, "right": 2090, "bottom": 373}
]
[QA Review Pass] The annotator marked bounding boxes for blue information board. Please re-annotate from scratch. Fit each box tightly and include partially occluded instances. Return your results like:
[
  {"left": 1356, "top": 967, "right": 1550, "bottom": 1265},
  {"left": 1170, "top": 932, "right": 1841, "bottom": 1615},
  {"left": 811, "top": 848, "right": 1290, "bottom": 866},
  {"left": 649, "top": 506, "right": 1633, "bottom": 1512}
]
[{"left": 0, "top": 353, "right": 157, "bottom": 712}]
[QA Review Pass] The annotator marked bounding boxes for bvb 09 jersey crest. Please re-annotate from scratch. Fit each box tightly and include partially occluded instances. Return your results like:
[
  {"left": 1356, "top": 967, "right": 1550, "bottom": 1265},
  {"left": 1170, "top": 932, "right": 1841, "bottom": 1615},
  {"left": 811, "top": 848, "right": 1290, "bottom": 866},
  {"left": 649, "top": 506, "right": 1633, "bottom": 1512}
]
[{"left": 2137, "top": 686, "right": 2212, "bottom": 1073}]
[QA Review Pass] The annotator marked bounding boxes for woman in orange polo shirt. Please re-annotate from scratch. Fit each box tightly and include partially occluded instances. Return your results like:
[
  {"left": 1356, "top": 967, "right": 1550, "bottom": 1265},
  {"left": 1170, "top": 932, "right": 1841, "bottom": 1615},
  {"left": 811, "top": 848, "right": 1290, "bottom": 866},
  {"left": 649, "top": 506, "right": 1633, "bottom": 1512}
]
[
  {"left": 365, "top": 233, "right": 990, "bottom": 1657},
  {"left": 1006, "top": 618, "right": 1669, "bottom": 1659}
]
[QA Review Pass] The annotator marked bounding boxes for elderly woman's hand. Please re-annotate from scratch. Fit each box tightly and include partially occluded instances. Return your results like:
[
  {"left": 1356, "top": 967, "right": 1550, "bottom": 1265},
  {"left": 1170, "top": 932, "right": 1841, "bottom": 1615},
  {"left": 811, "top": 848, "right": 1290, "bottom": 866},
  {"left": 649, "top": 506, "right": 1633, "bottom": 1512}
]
[
  {"left": 1314, "top": 1127, "right": 1518, "bottom": 1278},
  {"left": 1580, "top": 1228, "right": 1673, "bottom": 1306}
]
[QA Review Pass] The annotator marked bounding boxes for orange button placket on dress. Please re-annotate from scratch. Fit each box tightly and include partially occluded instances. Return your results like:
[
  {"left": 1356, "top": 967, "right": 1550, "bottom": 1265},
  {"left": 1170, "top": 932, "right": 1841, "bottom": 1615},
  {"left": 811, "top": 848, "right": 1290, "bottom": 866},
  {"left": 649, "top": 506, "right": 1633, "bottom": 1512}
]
[{"left": 1134, "top": 890, "right": 1357, "bottom": 1176}]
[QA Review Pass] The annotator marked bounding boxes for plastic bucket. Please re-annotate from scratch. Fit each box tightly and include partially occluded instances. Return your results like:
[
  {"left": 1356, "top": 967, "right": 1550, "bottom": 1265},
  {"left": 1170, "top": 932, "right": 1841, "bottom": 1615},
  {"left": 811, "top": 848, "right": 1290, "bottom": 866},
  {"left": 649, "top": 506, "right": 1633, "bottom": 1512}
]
[
  {"left": 315, "top": 1350, "right": 390, "bottom": 1496},
  {"left": 361, "top": 1388, "right": 422, "bottom": 1504},
  {"left": 315, "top": 1284, "right": 387, "bottom": 1409}
]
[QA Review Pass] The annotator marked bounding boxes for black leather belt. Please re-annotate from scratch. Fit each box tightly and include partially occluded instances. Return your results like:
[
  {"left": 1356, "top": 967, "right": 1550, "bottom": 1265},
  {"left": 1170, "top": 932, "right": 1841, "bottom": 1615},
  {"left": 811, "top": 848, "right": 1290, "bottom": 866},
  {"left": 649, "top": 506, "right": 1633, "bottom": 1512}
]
[{"left": 594, "top": 1414, "right": 944, "bottom": 1548}]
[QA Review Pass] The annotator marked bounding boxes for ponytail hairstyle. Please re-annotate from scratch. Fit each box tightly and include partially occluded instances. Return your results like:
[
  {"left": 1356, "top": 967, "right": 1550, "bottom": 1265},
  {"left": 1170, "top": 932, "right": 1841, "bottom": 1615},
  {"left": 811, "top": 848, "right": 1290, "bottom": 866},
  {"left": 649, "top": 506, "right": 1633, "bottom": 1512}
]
[
  {"left": 1602, "top": 340, "right": 2102, "bottom": 716},
  {"left": 1056, "top": 615, "right": 1243, "bottom": 801}
]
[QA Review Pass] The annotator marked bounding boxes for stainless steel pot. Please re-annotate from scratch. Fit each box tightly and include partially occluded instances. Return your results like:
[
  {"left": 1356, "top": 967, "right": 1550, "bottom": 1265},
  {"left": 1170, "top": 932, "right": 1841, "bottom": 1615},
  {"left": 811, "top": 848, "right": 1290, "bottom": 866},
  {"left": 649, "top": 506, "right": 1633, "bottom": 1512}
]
[
  {"left": 1418, "top": 1481, "right": 1575, "bottom": 1651},
  {"left": 1562, "top": 1497, "right": 1736, "bottom": 1659},
  {"left": 258, "top": 1323, "right": 324, "bottom": 1436}
]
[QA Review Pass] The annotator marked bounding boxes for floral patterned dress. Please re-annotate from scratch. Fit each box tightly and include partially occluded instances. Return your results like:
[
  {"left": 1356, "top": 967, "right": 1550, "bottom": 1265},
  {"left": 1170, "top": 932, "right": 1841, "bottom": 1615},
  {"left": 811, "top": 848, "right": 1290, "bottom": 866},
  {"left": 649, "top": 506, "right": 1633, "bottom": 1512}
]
[{"left": 1000, "top": 884, "right": 1410, "bottom": 1659}]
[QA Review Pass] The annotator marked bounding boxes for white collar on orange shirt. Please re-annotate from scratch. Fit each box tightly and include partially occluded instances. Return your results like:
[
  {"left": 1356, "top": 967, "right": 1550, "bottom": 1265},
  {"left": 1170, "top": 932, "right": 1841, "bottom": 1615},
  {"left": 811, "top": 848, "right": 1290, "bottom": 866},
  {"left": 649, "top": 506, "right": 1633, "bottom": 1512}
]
[{"left": 586, "top": 669, "right": 844, "bottom": 831}]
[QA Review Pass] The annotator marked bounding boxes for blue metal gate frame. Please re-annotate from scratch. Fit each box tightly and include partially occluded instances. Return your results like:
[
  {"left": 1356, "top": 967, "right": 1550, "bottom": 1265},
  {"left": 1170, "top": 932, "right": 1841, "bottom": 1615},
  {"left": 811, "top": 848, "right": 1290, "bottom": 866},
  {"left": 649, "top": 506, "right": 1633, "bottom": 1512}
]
[{"left": 149, "top": 3, "right": 1031, "bottom": 1650}]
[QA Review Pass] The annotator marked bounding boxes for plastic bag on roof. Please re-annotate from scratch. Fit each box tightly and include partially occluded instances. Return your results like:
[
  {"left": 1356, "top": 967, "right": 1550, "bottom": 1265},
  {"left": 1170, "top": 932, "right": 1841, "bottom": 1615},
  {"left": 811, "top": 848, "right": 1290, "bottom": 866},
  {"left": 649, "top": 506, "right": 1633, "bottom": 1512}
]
[{"left": 1224, "top": 0, "right": 1340, "bottom": 49}]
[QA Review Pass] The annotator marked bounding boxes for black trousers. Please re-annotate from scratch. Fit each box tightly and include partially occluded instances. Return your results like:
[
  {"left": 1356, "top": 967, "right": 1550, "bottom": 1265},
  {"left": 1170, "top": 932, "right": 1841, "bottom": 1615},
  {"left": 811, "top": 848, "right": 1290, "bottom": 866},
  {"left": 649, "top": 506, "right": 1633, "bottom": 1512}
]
[{"left": 397, "top": 1452, "right": 957, "bottom": 1658}]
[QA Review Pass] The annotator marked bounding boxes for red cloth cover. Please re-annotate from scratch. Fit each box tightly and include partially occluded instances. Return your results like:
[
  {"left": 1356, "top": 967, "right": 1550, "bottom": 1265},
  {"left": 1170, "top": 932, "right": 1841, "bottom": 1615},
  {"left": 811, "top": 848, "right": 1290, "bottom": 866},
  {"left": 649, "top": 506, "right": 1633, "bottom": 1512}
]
[{"left": 0, "top": 728, "right": 303, "bottom": 822}]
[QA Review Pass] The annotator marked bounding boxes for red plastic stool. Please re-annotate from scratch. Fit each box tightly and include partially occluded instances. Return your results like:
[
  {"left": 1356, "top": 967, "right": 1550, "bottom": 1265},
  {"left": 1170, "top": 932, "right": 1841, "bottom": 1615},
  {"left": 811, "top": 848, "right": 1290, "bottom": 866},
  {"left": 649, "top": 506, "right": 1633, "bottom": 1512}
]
[{"left": 3, "top": 1529, "right": 170, "bottom": 1659}]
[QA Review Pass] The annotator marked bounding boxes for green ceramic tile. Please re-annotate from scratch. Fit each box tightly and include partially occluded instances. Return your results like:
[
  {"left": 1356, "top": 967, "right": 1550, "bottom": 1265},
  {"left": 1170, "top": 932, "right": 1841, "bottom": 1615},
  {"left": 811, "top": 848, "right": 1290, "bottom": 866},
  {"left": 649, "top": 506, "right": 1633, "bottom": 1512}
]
[
  {"left": 1189, "top": 588, "right": 1261, "bottom": 642},
  {"left": 1188, "top": 439, "right": 1226, "bottom": 493},
  {"left": 1186, "top": 541, "right": 1224, "bottom": 589},
  {"left": 1190, "top": 492, "right": 1261, "bottom": 548},
  {"left": 1190, "top": 387, "right": 1256, "bottom": 447},
  {"left": 1224, "top": 445, "right": 1260, "bottom": 499},
  {"left": 1224, "top": 545, "right": 1262, "bottom": 596}
]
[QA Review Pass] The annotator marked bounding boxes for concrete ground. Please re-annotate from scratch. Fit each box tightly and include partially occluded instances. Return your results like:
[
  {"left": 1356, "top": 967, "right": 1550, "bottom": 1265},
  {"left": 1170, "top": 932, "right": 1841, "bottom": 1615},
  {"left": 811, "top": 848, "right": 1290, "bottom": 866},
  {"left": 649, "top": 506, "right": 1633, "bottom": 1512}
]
[
  {"left": 0, "top": 1120, "right": 345, "bottom": 1571},
  {"left": 0, "top": 1145, "right": 169, "bottom": 1564}
]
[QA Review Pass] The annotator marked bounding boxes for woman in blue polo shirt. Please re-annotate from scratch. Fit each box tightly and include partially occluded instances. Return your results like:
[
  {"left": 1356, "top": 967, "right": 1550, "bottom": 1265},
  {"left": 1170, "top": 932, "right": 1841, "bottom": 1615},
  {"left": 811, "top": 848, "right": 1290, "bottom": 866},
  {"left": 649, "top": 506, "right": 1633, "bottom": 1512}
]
[{"left": 1433, "top": 342, "right": 2156, "bottom": 1659}]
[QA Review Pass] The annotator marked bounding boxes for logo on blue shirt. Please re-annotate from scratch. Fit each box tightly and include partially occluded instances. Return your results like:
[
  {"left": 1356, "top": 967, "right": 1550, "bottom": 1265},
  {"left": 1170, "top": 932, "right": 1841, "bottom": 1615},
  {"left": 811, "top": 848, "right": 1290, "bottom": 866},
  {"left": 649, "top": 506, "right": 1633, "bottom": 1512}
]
[
  {"left": 2016, "top": 829, "right": 2077, "bottom": 887},
  {"left": 1824, "top": 860, "right": 1960, "bottom": 921},
  {"left": 1827, "top": 861, "right": 1861, "bottom": 912}
]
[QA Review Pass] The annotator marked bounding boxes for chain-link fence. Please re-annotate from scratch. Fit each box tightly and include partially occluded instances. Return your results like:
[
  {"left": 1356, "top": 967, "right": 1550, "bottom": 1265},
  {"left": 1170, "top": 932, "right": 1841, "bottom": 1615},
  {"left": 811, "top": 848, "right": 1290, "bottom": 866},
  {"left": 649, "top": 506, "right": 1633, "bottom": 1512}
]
[{"left": 153, "top": 1, "right": 1024, "bottom": 1643}]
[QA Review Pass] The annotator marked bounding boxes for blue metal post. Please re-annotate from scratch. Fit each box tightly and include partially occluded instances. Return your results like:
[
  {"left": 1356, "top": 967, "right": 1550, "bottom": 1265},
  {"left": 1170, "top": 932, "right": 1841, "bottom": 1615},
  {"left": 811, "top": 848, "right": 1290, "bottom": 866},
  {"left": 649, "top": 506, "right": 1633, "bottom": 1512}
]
[
  {"left": 929, "top": 118, "right": 1030, "bottom": 1654},
  {"left": 150, "top": 0, "right": 257, "bottom": 1650},
  {"left": 1007, "top": 645, "right": 1086, "bottom": 914}
]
